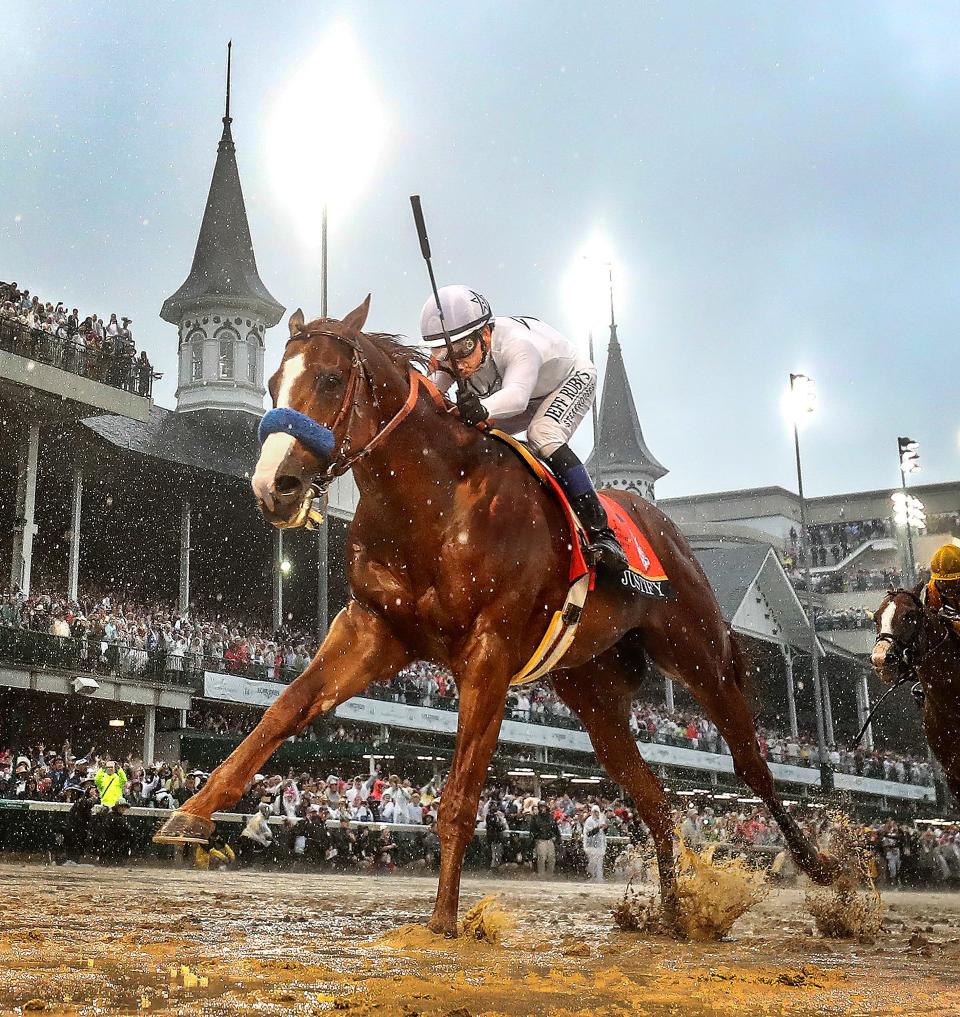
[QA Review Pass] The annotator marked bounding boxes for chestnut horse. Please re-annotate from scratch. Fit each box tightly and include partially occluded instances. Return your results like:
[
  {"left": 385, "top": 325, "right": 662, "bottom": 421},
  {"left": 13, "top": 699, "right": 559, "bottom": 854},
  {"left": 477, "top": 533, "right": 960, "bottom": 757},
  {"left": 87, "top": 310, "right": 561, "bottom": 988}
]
[
  {"left": 872, "top": 588, "right": 959, "bottom": 801},
  {"left": 156, "top": 297, "right": 835, "bottom": 935}
]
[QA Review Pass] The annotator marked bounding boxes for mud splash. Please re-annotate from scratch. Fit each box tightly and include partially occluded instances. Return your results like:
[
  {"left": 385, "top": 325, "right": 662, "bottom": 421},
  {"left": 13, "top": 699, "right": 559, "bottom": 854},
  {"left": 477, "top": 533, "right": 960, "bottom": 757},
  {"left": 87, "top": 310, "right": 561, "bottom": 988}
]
[
  {"left": 805, "top": 812, "right": 884, "bottom": 941},
  {"left": 613, "top": 841, "right": 768, "bottom": 940},
  {"left": 375, "top": 894, "right": 514, "bottom": 950},
  {"left": 459, "top": 894, "right": 514, "bottom": 944},
  {"left": 675, "top": 841, "right": 770, "bottom": 941}
]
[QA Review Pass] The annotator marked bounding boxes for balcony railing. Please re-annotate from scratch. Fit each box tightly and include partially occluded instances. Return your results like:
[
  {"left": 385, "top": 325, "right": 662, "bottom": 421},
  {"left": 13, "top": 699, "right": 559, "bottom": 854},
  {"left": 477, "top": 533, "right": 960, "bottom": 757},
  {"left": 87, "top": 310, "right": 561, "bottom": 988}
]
[
  {"left": 0, "top": 624, "right": 935, "bottom": 788},
  {"left": 0, "top": 316, "right": 156, "bottom": 398}
]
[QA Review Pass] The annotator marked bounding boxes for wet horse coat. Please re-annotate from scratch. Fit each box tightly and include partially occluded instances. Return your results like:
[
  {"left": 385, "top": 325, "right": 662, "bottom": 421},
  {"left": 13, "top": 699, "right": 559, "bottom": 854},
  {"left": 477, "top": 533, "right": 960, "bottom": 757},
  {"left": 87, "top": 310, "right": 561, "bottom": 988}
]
[{"left": 156, "top": 298, "right": 836, "bottom": 935}]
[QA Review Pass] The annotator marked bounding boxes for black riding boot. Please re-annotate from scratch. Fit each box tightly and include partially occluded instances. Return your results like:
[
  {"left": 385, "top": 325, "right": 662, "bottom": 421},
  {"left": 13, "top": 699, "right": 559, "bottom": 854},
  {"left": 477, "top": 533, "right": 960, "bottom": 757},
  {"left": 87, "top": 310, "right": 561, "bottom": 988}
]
[{"left": 546, "top": 445, "right": 629, "bottom": 574}]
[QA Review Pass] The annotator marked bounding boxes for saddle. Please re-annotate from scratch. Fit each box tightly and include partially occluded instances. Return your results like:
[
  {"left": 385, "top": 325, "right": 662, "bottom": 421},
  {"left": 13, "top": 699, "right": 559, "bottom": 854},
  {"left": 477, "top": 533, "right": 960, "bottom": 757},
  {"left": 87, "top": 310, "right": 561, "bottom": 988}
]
[{"left": 488, "top": 430, "right": 672, "bottom": 687}]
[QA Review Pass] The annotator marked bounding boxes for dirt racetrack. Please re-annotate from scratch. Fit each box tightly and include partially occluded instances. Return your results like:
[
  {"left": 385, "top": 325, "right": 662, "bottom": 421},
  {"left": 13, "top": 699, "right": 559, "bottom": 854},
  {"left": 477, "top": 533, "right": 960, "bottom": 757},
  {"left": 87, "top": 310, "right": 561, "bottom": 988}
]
[{"left": 2, "top": 862, "right": 960, "bottom": 1016}]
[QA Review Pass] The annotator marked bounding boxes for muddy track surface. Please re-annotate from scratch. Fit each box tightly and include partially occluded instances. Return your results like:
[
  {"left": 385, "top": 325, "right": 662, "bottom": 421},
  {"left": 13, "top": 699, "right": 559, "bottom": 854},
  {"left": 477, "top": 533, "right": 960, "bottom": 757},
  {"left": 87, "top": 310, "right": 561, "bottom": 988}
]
[{"left": 1, "top": 863, "right": 960, "bottom": 1016}]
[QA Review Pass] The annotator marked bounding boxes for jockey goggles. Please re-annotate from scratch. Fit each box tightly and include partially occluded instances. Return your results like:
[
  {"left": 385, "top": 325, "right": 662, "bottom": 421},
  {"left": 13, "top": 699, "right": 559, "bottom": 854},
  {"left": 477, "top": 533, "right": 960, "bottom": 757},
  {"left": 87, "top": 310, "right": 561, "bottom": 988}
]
[
  {"left": 448, "top": 333, "right": 481, "bottom": 362},
  {"left": 436, "top": 328, "right": 489, "bottom": 378}
]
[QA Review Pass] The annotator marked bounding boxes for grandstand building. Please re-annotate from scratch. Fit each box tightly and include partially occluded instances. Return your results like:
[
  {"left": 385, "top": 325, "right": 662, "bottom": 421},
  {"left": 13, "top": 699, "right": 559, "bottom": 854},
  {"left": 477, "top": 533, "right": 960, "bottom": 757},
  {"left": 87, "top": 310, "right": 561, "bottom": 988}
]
[{"left": 0, "top": 65, "right": 948, "bottom": 821}]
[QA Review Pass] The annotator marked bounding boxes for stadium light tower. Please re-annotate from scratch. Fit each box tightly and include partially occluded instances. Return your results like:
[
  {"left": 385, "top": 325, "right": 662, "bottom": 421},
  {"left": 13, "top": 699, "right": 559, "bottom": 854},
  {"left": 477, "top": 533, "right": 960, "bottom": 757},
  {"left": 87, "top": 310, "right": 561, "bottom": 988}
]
[
  {"left": 895, "top": 436, "right": 923, "bottom": 585},
  {"left": 787, "top": 372, "right": 833, "bottom": 786},
  {"left": 266, "top": 21, "right": 389, "bottom": 640}
]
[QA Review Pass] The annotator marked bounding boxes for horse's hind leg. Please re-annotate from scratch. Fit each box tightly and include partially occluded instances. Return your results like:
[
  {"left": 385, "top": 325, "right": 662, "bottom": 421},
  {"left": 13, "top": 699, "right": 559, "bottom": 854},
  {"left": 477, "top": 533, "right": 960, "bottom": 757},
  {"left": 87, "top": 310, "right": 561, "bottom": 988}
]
[
  {"left": 553, "top": 647, "right": 682, "bottom": 934},
  {"left": 657, "top": 630, "right": 837, "bottom": 886}
]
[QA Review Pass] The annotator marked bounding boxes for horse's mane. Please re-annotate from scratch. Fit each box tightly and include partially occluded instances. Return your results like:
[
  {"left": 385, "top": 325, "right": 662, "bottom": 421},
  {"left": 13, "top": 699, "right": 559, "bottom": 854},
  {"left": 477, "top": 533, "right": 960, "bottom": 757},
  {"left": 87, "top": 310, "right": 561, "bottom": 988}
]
[{"left": 362, "top": 331, "right": 431, "bottom": 373}]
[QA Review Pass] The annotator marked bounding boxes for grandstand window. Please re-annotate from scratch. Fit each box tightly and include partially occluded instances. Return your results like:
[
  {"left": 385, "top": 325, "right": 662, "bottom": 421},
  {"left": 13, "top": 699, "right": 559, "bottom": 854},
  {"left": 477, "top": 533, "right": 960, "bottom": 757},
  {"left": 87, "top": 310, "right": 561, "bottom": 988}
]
[
  {"left": 191, "top": 343, "right": 203, "bottom": 381},
  {"left": 246, "top": 334, "right": 258, "bottom": 384},
  {"left": 218, "top": 340, "right": 234, "bottom": 379}
]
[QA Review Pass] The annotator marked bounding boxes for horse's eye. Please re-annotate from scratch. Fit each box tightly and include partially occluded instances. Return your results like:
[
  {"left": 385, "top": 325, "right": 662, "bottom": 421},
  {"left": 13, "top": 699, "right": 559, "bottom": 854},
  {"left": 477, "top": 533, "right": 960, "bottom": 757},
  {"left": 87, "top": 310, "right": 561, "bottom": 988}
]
[{"left": 321, "top": 372, "right": 343, "bottom": 391}]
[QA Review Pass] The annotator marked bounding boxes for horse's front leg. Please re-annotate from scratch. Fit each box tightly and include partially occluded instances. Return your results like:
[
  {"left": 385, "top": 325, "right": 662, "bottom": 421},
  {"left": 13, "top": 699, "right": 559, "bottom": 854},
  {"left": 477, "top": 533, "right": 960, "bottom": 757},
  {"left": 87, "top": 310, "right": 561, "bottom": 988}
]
[
  {"left": 429, "top": 628, "right": 513, "bottom": 936},
  {"left": 154, "top": 600, "right": 412, "bottom": 843}
]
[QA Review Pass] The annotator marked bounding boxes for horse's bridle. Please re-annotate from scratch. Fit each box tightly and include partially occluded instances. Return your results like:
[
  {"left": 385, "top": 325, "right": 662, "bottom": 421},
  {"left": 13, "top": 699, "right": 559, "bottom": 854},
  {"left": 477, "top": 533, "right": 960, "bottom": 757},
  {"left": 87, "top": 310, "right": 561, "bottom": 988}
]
[
  {"left": 874, "top": 588, "right": 951, "bottom": 673},
  {"left": 258, "top": 326, "right": 446, "bottom": 491}
]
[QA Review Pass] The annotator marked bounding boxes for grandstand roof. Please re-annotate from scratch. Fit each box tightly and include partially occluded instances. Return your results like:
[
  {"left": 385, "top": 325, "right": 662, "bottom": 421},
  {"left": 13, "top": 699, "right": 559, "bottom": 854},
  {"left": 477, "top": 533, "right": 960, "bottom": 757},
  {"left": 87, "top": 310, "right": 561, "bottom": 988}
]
[
  {"left": 694, "top": 542, "right": 824, "bottom": 655},
  {"left": 82, "top": 404, "right": 258, "bottom": 480},
  {"left": 160, "top": 92, "right": 283, "bottom": 327}
]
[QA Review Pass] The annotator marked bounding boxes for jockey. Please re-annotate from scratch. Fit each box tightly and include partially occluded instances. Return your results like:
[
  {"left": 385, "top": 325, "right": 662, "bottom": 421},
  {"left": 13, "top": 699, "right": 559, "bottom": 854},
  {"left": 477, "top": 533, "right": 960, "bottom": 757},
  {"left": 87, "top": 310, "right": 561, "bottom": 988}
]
[
  {"left": 927, "top": 543, "right": 960, "bottom": 634},
  {"left": 420, "top": 284, "right": 628, "bottom": 572}
]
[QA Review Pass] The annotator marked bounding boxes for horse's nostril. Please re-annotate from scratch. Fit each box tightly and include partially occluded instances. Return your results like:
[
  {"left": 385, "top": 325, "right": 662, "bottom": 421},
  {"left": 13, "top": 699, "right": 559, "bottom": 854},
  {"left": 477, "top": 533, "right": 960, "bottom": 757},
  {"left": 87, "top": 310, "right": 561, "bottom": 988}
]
[{"left": 274, "top": 474, "right": 302, "bottom": 498}]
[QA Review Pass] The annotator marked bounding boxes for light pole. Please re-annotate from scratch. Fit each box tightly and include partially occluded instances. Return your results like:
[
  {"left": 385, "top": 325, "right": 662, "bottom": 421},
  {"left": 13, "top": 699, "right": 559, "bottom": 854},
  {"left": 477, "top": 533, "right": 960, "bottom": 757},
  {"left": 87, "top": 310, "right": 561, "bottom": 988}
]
[
  {"left": 895, "top": 436, "right": 922, "bottom": 585},
  {"left": 266, "top": 22, "right": 388, "bottom": 644},
  {"left": 316, "top": 203, "right": 329, "bottom": 641},
  {"left": 788, "top": 373, "right": 833, "bottom": 790}
]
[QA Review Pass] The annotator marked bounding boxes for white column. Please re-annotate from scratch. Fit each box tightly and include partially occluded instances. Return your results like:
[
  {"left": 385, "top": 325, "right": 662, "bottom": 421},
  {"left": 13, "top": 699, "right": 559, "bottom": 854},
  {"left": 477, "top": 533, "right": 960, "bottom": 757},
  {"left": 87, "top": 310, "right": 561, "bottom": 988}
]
[
  {"left": 781, "top": 645, "right": 799, "bottom": 738},
  {"left": 179, "top": 501, "right": 191, "bottom": 613},
  {"left": 664, "top": 675, "right": 675, "bottom": 711},
  {"left": 317, "top": 522, "right": 329, "bottom": 642},
  {"left": 273, "top": 529, "right": 283, "bottom": 632},
  {"left": 67, "top": 465, "right": 83, "bottom": 601},
  {"left": 821, "top": 667, "right": 836, "bottom": 748},
  {"left": 859, "top": 672, "right": 874, "bottom": 751},
  {"left": 10, "top": 422, "right": 40, "bottom": 595},
  {"left": 142, "top": 704, "right": 157, "bottom": 765}
]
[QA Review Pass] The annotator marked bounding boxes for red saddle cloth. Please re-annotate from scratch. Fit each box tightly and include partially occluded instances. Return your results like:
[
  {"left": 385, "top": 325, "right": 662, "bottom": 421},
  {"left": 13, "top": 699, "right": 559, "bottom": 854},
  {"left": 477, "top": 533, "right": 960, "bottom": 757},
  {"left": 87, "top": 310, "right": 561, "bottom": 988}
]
[
  {"left": 485, "top": 428, "right": 673, "bottom": 599},
  {"left": 600, "top": 493, "right": 673, "bottom": 599}
]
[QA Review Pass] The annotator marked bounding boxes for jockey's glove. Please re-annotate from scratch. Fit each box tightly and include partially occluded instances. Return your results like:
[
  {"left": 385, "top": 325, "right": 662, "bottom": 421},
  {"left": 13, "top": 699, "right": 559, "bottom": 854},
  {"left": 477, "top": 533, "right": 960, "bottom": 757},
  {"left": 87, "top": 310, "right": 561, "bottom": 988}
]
[{"left": 456, "top": 390, "right": 489, "bottom": 427}]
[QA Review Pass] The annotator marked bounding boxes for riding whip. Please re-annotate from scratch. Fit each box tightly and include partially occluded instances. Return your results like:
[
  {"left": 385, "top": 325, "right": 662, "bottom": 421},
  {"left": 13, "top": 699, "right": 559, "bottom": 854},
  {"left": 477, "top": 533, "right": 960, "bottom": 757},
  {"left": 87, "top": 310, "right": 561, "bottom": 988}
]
[
  {"left": 850, "top": 674, "right": 913, "bottom": 748},
  {"left": 409, "top": 195, "right": 464, "bottom": 387}
]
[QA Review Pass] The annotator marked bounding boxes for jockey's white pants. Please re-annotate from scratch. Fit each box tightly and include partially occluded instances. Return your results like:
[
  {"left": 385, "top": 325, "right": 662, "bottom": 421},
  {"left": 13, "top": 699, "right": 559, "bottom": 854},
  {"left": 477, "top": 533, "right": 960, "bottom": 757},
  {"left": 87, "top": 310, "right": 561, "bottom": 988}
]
[{"left": 494, "top": 356, "right": 598, "bottom": 458}]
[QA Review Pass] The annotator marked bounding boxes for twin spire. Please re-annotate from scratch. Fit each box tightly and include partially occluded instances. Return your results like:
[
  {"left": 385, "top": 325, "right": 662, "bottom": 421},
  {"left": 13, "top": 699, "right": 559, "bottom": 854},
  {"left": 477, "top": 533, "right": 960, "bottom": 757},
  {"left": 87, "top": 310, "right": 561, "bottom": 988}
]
[{"left": 160, "top": 42, "right": 284, "bottom": 329}]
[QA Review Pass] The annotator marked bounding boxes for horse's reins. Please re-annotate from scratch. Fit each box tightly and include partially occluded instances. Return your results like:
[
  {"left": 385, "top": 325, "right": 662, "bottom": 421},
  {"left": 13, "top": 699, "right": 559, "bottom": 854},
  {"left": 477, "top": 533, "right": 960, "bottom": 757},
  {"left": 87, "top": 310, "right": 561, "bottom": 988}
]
[
  {"left": 258, "top": 327, "right": 447, "bottom": 501},
  {"left": 852, "top": 589, "right": 952, "bottom": 747}
]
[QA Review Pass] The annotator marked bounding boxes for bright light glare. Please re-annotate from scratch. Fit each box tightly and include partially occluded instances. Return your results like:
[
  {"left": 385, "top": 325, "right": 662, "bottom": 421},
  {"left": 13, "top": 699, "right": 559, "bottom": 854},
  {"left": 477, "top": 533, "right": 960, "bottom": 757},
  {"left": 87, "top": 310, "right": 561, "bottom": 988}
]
[
  {"left": 265, "top": 21, "right": 389, "bottom": 242},
  {"left": 280, "top": 559, "right": 292, "bottom": 574},
  {"left": 561, "top": 231, "right": 621, "bottom": 337},
  {"left": 783, "top": 372, "right": 817, "bottom": 424},
  {"left": 891, "top": 491, "right": 926, "bottom": 528}
]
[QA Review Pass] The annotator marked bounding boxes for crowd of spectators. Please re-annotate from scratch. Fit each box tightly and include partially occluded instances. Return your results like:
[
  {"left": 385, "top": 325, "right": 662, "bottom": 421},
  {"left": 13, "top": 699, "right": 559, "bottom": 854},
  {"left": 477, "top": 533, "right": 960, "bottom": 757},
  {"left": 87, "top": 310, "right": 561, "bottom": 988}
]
[
  {"left": 0, "top": 585, "right": 317, "bottom": 685},
  {"left": 756, "top": 727, "right": 933, "bottom": 785},
  {"left": 814, "top": 606, "right": 874, "bottom": 631},
  {"left": 0, "top": 745, "right": 952, "bottom": 886},
  {"left": 786, "top": 566, "right": 903, "bottom": 594},
  {"left": 0, "top": 280, "right": 157, "bottom": 396},
  {"left": 0, "top": 581, "right": 936, "bottom": 788},
  {"left": 926, "top": 511, "right": 960, "bottom": 537},
  {"left": 805, "top": 518, "right": 894, "bottom": 558}
]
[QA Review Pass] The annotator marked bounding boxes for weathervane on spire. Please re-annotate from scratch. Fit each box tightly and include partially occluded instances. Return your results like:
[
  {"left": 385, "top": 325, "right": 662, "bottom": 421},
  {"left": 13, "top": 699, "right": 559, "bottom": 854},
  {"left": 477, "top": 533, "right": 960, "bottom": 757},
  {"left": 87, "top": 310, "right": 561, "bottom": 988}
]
[{"left": 224, "top": 40, "right": 233, "bottom": 125}]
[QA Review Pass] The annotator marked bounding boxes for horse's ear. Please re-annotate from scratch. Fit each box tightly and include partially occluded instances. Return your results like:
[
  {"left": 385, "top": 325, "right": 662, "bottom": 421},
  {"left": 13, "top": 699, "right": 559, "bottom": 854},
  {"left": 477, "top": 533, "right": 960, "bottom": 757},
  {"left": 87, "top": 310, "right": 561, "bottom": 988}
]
[
  {"left": 288, "top": 308, "right": 305, "bottom": 338},
  {"left": 342, "top": 295, "right": 371, "bottom": 335}
]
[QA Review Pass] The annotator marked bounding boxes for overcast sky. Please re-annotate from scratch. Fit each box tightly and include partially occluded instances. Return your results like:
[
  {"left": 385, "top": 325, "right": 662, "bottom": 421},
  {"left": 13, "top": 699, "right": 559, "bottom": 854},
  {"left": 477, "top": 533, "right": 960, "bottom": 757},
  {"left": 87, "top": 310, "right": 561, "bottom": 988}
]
[{"left": 2, "top": 1, "right": 958, "bottom": 499}]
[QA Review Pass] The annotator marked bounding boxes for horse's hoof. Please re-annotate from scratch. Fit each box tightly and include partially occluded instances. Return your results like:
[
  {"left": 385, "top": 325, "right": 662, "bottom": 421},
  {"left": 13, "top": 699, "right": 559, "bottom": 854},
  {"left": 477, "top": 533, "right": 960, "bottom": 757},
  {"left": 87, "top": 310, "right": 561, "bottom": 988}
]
[
  {"left": 427, "top": 917, "right": 458, "bottom": 939},
  {"left": 153, "top": 811, "right": 215, "bottom": 845},
  {"left": 809, "top": 852, "right": 841, "bottom": 886},
  {"left": 661, "top": 901, "right": 687, "bottom": 941}
]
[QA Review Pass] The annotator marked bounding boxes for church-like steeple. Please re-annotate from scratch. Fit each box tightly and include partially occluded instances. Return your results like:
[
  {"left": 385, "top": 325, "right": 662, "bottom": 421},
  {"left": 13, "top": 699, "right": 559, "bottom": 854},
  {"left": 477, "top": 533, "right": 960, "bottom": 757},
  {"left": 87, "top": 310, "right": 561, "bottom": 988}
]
[
  {"left": 161, "top": 43, "right": 284, "bottom": 416},
  {"left": 587, "top": 294, "right": 667, "bottom": 502}
]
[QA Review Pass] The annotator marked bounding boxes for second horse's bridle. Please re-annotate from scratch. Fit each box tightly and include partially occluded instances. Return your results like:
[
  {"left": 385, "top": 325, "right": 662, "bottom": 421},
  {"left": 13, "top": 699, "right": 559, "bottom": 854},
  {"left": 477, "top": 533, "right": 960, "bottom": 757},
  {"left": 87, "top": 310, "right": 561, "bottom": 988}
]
[{"left": 874, "top": 588, "right": 952, "bottom": 673}]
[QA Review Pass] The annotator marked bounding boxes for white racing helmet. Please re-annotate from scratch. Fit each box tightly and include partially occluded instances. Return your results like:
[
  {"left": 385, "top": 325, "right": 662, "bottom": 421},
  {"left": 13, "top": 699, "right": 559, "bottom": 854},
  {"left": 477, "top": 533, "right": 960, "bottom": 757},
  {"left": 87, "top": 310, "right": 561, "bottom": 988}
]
[{"left": 419, "top": 285, "right": 493, "bottom": 348}]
